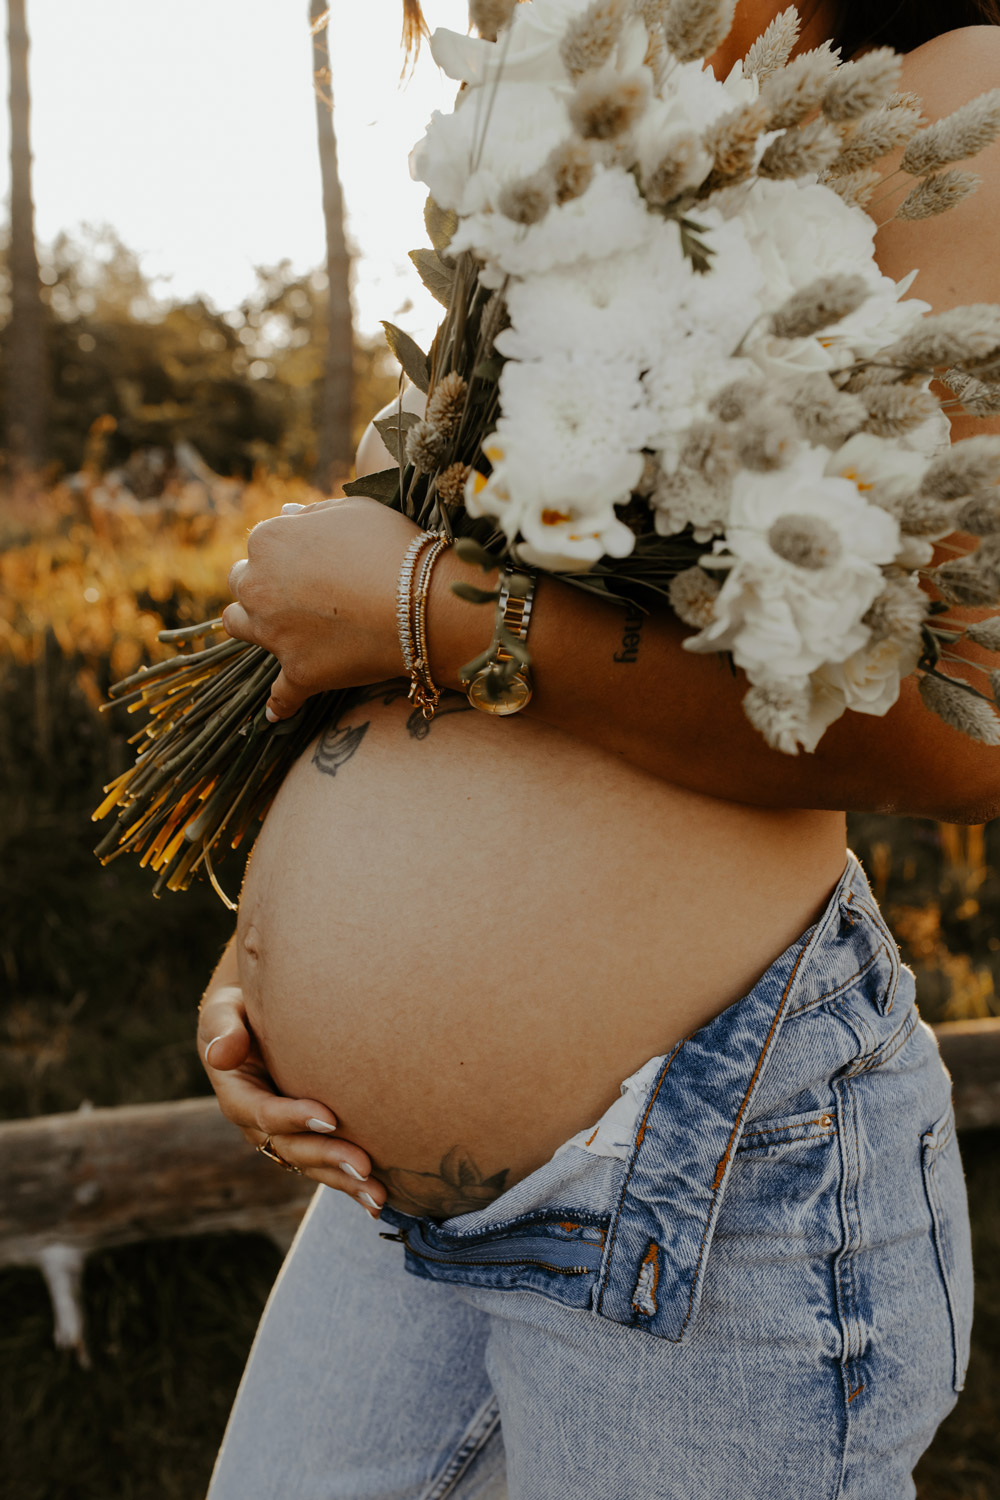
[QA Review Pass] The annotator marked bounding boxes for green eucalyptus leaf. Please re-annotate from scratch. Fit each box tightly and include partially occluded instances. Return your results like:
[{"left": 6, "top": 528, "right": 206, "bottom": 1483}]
[
  {"left": 374, "top": 410, "right": 421, "bottom": 464},
  {"left": 409, "top": 247, "right": 455, "bottom": 308},
  {"left": 454, "top": 535, "right": 499, "bottom": 570},
  {"left": 342, "top": 468, "right": 400, "bottom": 504},
  {"left": 458, "top": 646, "right": 495, "bottom": 682},
  {"left": 473, "top": 354, "right": 505, "bottom": 383},
  {"left": 424, "top": 195, "right": 458, "bottom": 257},
  {"left": 451, "top": 581, "right": 502, "bottom": 605},
  {"left": 381, "top": 321, "right": 430, "bottom": 394}
]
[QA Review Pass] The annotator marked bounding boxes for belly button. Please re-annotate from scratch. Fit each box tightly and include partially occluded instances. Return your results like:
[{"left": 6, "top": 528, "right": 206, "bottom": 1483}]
[{"left": 242, "top": 923, "right": 262, "bottom": 963}]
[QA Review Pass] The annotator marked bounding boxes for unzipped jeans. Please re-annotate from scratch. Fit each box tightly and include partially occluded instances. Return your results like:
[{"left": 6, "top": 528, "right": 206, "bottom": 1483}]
[{"left": 208, "top": 853, "right": 973, "bottom": 1499}]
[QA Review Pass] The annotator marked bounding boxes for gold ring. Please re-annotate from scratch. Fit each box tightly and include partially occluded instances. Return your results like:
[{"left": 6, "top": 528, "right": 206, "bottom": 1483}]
[{"left": 256, "top": 1136, "right": 303, "bottom": 1175}]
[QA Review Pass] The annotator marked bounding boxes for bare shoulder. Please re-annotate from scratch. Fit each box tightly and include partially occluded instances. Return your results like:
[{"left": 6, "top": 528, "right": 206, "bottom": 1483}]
[{"left": 874, "top": 25, "right": 1000, "bottom": 367}]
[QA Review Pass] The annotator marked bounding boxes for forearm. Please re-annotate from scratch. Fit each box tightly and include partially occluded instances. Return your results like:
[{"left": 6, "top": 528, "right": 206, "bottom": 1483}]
[{"left": 428, "top": 549, "right": 1000, "bottom": 821}]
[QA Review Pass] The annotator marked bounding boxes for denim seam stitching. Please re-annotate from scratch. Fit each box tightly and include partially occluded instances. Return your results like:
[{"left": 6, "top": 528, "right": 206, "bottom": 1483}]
[
  {"left": 738, "top": 1115, "right": 837, "bottom": 1143},
  {"left": 843, "top": 1006, "right": 919, "bottom": 1077},
  {"left": 597, "top": 937, "right": 810, "bottom": 1334},
  {"left": 785, "top": 949, "right": 883, "bottom": 1018},
  {"left": 420, "top": 1396, "right": 502, "bottom": 1500}
]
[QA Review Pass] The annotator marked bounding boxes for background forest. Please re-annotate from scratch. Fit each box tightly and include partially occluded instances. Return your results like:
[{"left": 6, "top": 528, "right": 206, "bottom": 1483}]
[{"left": 0, "top": 2, "right": 998, "bottom": 1498}]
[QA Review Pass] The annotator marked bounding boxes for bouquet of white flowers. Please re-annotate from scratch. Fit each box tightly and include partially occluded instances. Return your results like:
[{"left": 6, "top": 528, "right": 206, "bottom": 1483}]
[{"left": 95, "top": 0, "right": 1000, "bottom": 898}]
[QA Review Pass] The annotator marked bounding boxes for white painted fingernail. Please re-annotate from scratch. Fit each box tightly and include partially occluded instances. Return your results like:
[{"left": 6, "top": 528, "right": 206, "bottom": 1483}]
[
  {"left": 308, "top": 1118, "right": 337, "bottom": 1134},
  {"left": 359, "top": 1191, "right": 381, "bottom": 1213},
  {"left": 340, "top": 1162, "right": 367, "bottom": 1182},
  {"left": 280, "top": 502, "right": 306, "bottom": 515},
  {"left": 204, "top": 1035, "right": 226, "bottom": 1066},
  {"left": 264, "top": 707, "right": 279, "bottom": 723}
]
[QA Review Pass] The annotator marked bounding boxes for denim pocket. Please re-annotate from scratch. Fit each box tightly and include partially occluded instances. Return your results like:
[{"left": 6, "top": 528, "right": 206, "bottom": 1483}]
[{"left": 921, "top": 1104, "right": 974, "bottom": 1393}]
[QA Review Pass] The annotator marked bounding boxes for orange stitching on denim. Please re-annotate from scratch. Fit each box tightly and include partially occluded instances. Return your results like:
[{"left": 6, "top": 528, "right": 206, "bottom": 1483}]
[
  {"left": 711, "top": 942, "right": 809, "bottom": 1191},
  {"left": 594, "top": 1041, "right": 684, "bottom": 1313},
  {"left": 559, "top": 1221, "right": 580, "bottom": 1232},
  {"left": 786, "top": 949, "right": 882, "bottom": 1017},
  {"left": 584, "top": 1127, "right": 600, "bottom": 1148},
  {"left": 847, "top": 1383, "right": 865, "bottom": 1404}
]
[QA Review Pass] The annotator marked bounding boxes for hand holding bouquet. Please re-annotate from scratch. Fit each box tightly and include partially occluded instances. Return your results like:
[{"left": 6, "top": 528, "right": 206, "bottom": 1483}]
[{"left": 95, "top": 0, "right": 1000, "bottom": 897}]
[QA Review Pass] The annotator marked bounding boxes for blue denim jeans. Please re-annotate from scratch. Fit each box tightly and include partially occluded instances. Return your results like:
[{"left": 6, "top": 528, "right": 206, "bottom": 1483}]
[{"left": 209, "top": 854, "right": 973, "bottom": 1499}]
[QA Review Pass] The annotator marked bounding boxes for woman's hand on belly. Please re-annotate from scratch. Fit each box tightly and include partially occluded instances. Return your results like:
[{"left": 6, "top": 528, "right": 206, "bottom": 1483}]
[{"left": 198, "top": 980, "right": 387, "bottom": 1217}]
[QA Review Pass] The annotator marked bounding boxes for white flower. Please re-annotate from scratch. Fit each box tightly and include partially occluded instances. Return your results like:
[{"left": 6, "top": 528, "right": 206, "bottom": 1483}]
[
  {"left": 409, "top": 81, "right": 569, "bottom": 215},
  {"left": 429, "top": 2, "right": 648, "bottom": 89},
  {"left": 826, "top": 431, "right": 928, "bottom": 490},
  {"left": 449, "top": 164, "right": 654, "bottom": 282},
  {"left": 801, "top": 635, "right": 922, "bottom": 749},
  {"left": 685, "top": 447, "right": 901, "bottom": 680}
]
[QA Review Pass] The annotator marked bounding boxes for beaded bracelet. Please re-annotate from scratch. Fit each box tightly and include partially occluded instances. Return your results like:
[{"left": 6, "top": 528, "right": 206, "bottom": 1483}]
[{"left": 395, "top": 530, "right": 454, "bottom": 719}]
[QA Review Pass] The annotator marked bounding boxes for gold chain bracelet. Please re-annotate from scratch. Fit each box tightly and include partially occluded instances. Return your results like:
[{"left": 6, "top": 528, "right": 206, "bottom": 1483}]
[{"left": 395, "top": 530, "right": 453, "bottom": 719}]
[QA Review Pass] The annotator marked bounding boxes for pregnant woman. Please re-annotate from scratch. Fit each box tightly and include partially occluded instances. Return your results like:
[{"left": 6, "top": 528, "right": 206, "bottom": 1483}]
[{"left": 201, "top": 3, "right": 1000, "bottom": 1496}]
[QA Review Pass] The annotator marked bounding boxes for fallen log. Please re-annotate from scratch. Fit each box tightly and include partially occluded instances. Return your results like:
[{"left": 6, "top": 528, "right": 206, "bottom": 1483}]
[
  {"left": 2, "top": 1019, "right": 998, "bottom": 1362},
  {"left": 0, "top": 1096, "right": 313, "bottom": 1362}
]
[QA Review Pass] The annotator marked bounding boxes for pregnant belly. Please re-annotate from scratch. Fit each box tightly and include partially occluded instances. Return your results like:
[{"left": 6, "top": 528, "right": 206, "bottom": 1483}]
[{"left": 238, "top": 682, "right": 846, "bottom": 1218}]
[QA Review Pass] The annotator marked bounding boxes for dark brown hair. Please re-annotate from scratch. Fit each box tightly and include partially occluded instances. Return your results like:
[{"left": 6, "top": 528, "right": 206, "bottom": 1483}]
[
  {"left": 829, "top": 0, "right": 1000, "bottom": 58},
  {"left": 402, "top": 1, "right": 1000, "bottom": 62}
]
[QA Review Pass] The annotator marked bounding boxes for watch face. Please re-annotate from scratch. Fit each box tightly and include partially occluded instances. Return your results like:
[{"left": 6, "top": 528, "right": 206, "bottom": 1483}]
[{"left": 468, "top": 670, "right": 532, "bottom": 716}]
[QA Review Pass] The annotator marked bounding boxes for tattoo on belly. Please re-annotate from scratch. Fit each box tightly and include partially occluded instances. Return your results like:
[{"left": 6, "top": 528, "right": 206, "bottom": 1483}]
[
  {"left": 311, "top": 681, "right": 473, "bottom": 778},
  {"left": 613, "top": 603, "right": 645, "bottom": 664},
  {"left": 377, "top": 1146, "right": 510, "bottom": 1220}
]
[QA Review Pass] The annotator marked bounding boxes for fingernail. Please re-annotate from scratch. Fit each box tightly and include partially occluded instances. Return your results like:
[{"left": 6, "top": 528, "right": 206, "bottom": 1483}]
[
  {"left": 204, "top": 1035, "right": 226, "bottom": 1066},
  {"left": 359, "top": 1191, "right": 381, "bottom": 1214},
  {"left": 308, "top": 1117, "right": 337, "bottom": 1134},
  {"left": 340, "top": 1161, "right": 367, "bottom": 1182},
  {"left": 280, "top": 502, "right": 306, "bottom": 515},
  {"left": 264, "top": 707, "right": 279, "bottom": 724}
]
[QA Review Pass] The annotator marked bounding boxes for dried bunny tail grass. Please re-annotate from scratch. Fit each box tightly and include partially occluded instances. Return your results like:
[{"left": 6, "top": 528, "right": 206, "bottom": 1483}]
[
  {"left": 668, "top": 566, "right": 721, "bottom": 628},
  {"left": 933, "top": 555, "right": 1000, "bottom": 607},
  {"left": 822, "top": 48, "right": 902, "bottom": 123},
  {"left": 787, "top": 375, "right": 866, "bottom": 447},
  {"left": 642, "top": 129, "right": 706, "bottom": 203},
  {"left": 767, "top": 513, "right": 843, "bottom": 569},
  {"left": 883, "top": 306, "right": 1000, "bottom": 372},
  {"left": 901, "top": 88, "right": 1000, "bottom": 177},
  {"left": 702, "top": 100, "right": 772, "bottom": 189},
  {"left": 965, "top": 617, "right": 1000, "bottom": 650},
  {"left": 435, "top": 461, "right": 472, "bottom": 506},
  {"left": 827, "top": 105, "right": 923, "bottom": 176},
  {"left": 742, "top": 5, "right": 800, "bottom": 84},
  {"left": 425, "top": 371, "right": 468, "bottom": 438},
  {"left": 862, "top": 573, "right": 929, "bottom": 646},
  {"left": 820, "top": 164, "right": 884, "bottom": 210},
  {"left": 893, "top": 492, "right": 955, "bottom": 536},
  {"left": 560, "top": 0, "right": 626, "bottom": 79},
  {"left": 859, "top": 384, "right": 940, "bottom": 438},
  {"left": 944, "top": 368, "right": 1000, "bottom": 418},
  {"left": 894, "top": 169, "right": 981, "bottom": 222},
  {"left": 758, "top": 118, "right": 842, "bottom": 179},
  {"left": 546, "top": 138, "right": 596, "bottom": 202},
  {"left": 405, "top": 419, "right": 448, "bottom": 473},
  {"left": 709, "top": 375, "right": 765, "bottom": 422},
  {"left": 761, "top": 49, "right": 839, "bottom": 131},
  {"left": 742, "top": 680, "right": 811, "bottom": 755},
  {"left": 921, "top": 435, "right": 1000, "bottom": 499},
  {"left": 497, "top": 167, "right": 554, "bottom": 223},
  {"left": 632, "top": 0, "right": 668, "bottom": 23},
  {"left": 919, "top": 671, "right": 1000, "bottom": 743},
  {"left": 955, "top": 493, "right": 1000, "bottom": 534},
  {"left": 469, "top": 0, "right": 517, "bottom": 40},
  {"left": 769, "top": 273, "right": 869, "bottom": 340},
  {"left": 569, "top": 68, "right": 650, "bottom": 139},
  {"left": 733, "top": 403, "right": 799, "bottom": 470},
  {"left": 664, "top": 0, "right": 737, "bottom": 65}
]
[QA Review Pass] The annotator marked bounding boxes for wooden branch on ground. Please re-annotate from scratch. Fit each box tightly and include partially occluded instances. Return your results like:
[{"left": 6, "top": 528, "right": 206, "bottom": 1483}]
[{"left": 1, "top": 1019, "right": 999, "bottom": 1362}]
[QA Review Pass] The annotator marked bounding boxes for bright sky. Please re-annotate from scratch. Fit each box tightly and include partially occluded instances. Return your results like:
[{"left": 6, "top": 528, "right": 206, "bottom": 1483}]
[{"left": 0, "top": 0, "right": 470, "bottom": 344}]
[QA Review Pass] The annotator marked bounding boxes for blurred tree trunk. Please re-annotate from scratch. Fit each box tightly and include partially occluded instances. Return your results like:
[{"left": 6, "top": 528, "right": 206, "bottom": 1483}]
[
  {"left": 5, "top": 0, "right": 48, "bottom": 468},
  {"left": 309, "top": 2, "right": 353, "bottom": 492}
]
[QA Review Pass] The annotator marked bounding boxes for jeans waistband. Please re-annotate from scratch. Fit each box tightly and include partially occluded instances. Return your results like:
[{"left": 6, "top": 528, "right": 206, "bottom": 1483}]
[{"left": 381, "top": 852, "right": 915, "bottom": 1341}]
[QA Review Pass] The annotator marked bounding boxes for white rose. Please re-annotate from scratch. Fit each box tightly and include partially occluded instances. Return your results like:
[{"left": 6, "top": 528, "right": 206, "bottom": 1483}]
[
  {"left": 685, "top": 447, "right": 901, "bottom": 680},
  {"left": 409, "top": 81, "right": 569, "bottom": 215},
  {"left": 429, "top": 2, "right": 647, "bottom": 89},
  {"left": 800, "top": 636, "right": 922, "bottom": 749}
]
